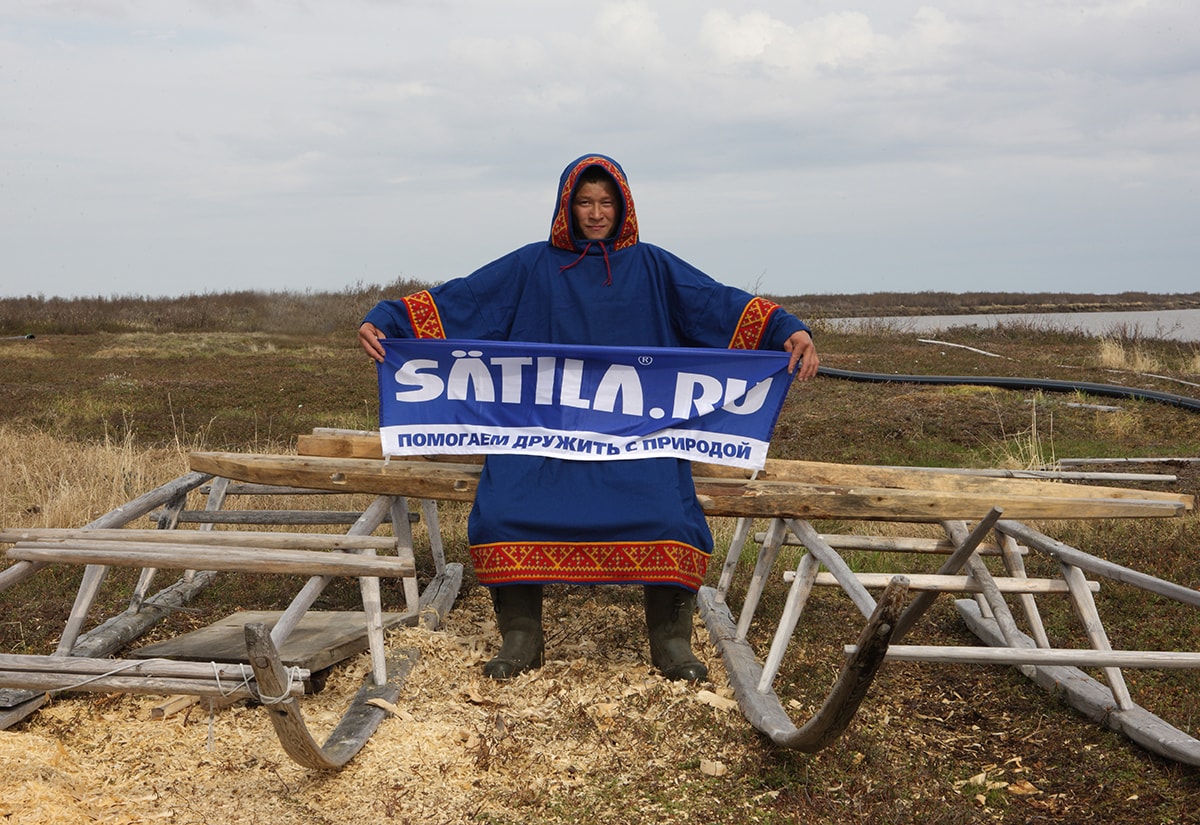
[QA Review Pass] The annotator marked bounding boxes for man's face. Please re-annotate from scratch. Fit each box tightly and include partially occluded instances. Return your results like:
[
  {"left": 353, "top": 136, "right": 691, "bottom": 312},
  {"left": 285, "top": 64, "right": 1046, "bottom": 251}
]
[{"left": 571, "top": 180, "right": 619, "bottom": 240}]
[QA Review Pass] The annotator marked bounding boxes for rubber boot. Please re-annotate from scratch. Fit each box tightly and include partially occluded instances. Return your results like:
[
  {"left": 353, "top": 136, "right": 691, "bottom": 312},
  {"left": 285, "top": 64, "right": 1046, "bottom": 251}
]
[
  {"left": 644, "top": 585, "right": 708, "bottom": 682},
  {"left": 482, "top": 584, "right": 545, "bottom": 680}
]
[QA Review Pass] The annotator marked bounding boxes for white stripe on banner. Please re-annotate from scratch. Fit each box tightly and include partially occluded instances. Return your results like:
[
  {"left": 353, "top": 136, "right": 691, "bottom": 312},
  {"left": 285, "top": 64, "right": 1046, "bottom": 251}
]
[{"left": 376, "top": 339, "right": 794, "bottom": 469}]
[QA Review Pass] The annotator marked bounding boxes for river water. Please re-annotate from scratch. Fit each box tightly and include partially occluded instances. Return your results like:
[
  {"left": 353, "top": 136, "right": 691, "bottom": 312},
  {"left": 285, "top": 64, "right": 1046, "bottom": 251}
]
[{"left": 826, "top": 308, "right": 1200, "bottom": 343}]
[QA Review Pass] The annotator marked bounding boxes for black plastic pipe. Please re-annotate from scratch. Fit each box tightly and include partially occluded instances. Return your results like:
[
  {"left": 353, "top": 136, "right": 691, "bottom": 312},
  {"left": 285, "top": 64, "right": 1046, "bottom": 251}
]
[{"left": 817, "top": 367, "right": 1200, "bottom": 414}]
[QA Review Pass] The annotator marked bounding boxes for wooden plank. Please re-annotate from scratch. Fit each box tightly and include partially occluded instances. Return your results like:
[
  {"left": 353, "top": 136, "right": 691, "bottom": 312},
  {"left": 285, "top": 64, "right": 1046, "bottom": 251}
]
[
  {"left": 697, "top": 481, "right": 1187, "bottom": 520},
  {"left": 0, "top": 670, "right": 286, "bottom": 700},
  {"left": 704, "top": 460, "right": 1190, "bottom": 503},
  {"left": 1000, "top": 532, "right": 1051, "bottom": 649},
  {"left": 734, "top": 519, "right": 788, "bottom": 641},
  {"left": 190, "top": 452, "right": 479, "bottom": 502},
  {"left": 758, "top": 551, "right": 821, "bottom": 691},
  {"left": 0, "top": 528, "right": 398, "bottom": 551},
  {"left": 0, "top": 687, "right": 40, "bottom": 711},
  {"left": 296, "top": 430, "right": 1192, "bottom": 505},
  {"left": 765, "top": 531, "right": 1011, "bottom": 556},
  {"left": 786, "top": 519, "right": 877, "bottom": 618},
  {"left": 201, "top": 483, "right": 348, "bottom": 495},
  {"left": 150, "top": 695, "right": 200, "bottom": 720},
  {"left": 0, "top": 693, "right": 48, "bottom": 728},
  {"left": 187, "top": 452, "right": 1190, "bottom": 521},
  {"left": 798, "top": 571, "right": 1095, "bottom": 594},
  {"left": 856, "top": 645, "right": 1200, "bottom": 668},
  {"left": 0, "top": 653, "right": 308, "bottom": 682},
  {"left": 132, "top": 610, "right": 414, "bottom": 674},
  {"left": 8, "top": 540, "right": 416, "bottom": 578},
  {"left": 147, "top": 510, "right": 416, "bottom": 526},
  {"left": 320, "top": 648, "right": 418, "bottom": 766},
  {"left": 1060, "top": 561, "right": 1132, "bottom": 710}
]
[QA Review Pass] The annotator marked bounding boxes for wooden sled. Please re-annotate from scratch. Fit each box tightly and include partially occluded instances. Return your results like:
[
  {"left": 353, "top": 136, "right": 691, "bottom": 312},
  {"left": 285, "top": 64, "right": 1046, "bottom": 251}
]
[
  {"left": 0, "top": 469, "right": 462, "bottom": 770},
  {"left": 184, "top": 431, "right": 1200, "bottom": 763},
  {"left": 706, "top": 505, "right": 1200, "bottom": 764}
]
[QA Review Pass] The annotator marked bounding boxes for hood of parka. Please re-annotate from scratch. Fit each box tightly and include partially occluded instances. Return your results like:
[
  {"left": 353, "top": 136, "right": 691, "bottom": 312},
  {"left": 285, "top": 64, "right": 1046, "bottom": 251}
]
[{"left": 549, "top": 154, "right": 640, "bottom": 253}]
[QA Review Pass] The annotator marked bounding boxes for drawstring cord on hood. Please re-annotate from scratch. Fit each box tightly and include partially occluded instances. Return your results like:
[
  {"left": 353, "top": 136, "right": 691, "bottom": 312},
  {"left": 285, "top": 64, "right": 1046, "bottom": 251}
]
[{"left": 558, "top": 240, "right": 613, "bottom": 286}]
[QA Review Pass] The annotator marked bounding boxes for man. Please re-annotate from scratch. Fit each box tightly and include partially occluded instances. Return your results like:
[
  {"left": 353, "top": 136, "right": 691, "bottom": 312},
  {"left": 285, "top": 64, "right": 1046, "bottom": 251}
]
[{"left": 360, "top": 153, "right": 818, "bottom": 681}]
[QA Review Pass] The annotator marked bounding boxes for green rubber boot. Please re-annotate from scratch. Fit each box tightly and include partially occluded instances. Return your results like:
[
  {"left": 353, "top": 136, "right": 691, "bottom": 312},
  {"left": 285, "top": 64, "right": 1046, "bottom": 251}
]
[
  {"left": 644, "top": 585, "right": 708, "bottom": 682},
  {"left": 482, "top": 584, "right": 545, "bottom": 680}
]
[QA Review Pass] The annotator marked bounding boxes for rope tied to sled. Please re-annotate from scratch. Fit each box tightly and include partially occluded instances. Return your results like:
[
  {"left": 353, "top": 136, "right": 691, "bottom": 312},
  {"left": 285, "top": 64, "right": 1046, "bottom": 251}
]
[{"left": 209, "top": 659, "right": 304, "bottom": 705}]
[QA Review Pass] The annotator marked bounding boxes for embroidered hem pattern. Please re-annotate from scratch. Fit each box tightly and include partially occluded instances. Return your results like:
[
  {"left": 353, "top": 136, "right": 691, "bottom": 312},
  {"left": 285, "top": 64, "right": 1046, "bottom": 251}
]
[
  {"left": 402, "top": 290, "right": 447, "bottom": 339},
  {"left": 727, "top": 296, "right": 779, "bottom": 350},
  {"left": 470, "top": 540, "right": 709, "bottom": 591}
]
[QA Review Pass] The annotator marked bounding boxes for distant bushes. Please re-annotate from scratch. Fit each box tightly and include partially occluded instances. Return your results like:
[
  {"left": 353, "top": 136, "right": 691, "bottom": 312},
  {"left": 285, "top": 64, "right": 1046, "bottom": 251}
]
[
  {"left": 775, "top": 290, "right": 1200, "bottom": 320},
  {"left": 3, "top": 285, "right": 1199, "bottom": 336},
  {"left": 0, "top": 277, "right": 434, "bottom": 336}
]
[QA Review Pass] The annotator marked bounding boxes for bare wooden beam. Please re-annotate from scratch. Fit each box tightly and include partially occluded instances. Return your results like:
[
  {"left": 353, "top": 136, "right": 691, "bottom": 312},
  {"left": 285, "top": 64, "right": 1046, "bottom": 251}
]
[
  {"left": 8, "top": 540, "right": 416, "bottom": 578},
  {"left": 0, "top": 653, "right": 308, "bottom": 683},
  {"left": 998, "top": 520, "right": 1200, "bottom": 609},
  {"left": 0, "top": 671, "right": 280, "bottom": 700},
  {"left": 760, "top": 531, "right": 1011, "bottom": 556},
  {"left": 850, "top": 645, "right": 1200, "bottom": 669},
  {"left": 790, "top": 571, "right": 1095, "bottom": 594},
  {"left": 295, "top": 431, "right": 1190, "bottom": 502},
  {"left": 1, "top": 528, "right": 398, "bottom": 552},
  {"left": 188, "top": 452, "right": 1192, "bottom": 521},
  {"left": 146, "top": 510, "right": 418, "bottom": 526}
]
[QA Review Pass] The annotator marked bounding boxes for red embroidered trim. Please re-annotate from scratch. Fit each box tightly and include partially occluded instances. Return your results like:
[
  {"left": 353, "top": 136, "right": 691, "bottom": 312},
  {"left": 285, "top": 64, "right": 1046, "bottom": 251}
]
[
  {"left": 551, "top": 156, "right": 639, "bottom": 252},
  {"left": 470, "top": 540, "right": 708, "bottom": 591},
  {"left": 728, "top": 296, "right": 779, "bottom": 350},
  {"left": 401, "top": 290, "right": 446, "bottom": 339}
]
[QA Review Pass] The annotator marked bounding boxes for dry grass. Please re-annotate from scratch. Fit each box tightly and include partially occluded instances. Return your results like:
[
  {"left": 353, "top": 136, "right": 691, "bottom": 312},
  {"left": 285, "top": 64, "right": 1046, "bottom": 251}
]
[
  {"left": 1096, "top": 337, "right": 1166, "bottom": 374},
  {"left": 984, "top": 397, "right": 1056, "bottom": 471},
  {"left": 0, "top": 425, "right": 190, "bottom": 530},
  {"left": 1187, "top": 352, "right": 1200, "bottom": 377}
]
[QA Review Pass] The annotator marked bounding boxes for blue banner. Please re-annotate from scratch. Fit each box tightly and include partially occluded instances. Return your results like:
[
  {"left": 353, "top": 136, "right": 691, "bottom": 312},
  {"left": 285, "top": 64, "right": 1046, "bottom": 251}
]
[{"left": 376, "top": 339, "right": 793, "bottom": 469}]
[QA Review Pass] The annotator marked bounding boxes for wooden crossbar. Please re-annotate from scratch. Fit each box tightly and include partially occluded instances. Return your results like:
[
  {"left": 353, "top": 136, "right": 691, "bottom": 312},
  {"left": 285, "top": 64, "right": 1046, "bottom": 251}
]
[
  {"left": 0, "top": 653, "right": 308, "bottom": 699},
  {"left": 784, "top": 571, "right": 1098, "bottom": 594},
  {"left": 0, "top": 528, "right": 397, "bottom": 552},
  {"left": 849, "top": 644, "right": 1200, "bottom": 669},
  {"left": 0, "top": 653, "right": 306, "bottom": 681},
  {"left": 7, "top": 540, "right": 416, "bottom": 578},
  {"left": 147, "top": 510, "right": 420, "bottom": 526},
  {"left": 758, "top": 531, "right": 1015, "bottom": 556}
]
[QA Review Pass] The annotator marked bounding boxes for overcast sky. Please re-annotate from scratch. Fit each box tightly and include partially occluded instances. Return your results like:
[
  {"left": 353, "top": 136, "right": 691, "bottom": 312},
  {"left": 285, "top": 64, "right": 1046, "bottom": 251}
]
[{"left": 2, "top": 1, "right": 1197, "bottom": 299}]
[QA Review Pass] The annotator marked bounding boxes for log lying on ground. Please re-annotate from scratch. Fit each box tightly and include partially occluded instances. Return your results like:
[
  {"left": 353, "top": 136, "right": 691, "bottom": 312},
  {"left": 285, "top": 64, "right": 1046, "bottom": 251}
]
[{"left": 188, "top": 451, "right": 1192, "bottom": 522}]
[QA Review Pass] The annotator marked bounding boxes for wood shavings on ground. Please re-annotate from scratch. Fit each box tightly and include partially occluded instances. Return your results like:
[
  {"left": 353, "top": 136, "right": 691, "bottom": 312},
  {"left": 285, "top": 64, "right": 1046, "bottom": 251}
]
[{"left": 0, "top": 586, "right": 755, "bottom": 824}]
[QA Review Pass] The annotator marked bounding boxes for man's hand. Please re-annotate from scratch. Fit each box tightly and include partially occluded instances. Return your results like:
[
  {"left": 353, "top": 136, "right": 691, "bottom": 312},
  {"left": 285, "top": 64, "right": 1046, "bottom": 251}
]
[
  {"left": 784, "top": 330, "right": 819, "bottom": 381},
  {"left": 358, "top": 322, "right": 387, "bottom": 363}
]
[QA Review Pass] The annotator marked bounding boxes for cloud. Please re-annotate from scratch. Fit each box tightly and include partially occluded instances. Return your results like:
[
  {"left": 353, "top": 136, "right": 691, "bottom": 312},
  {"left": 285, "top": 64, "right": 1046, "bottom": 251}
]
[{"left": 1, "top": 1, "right": 1198, "bottom": 297}]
